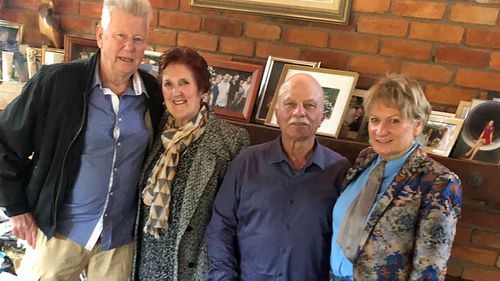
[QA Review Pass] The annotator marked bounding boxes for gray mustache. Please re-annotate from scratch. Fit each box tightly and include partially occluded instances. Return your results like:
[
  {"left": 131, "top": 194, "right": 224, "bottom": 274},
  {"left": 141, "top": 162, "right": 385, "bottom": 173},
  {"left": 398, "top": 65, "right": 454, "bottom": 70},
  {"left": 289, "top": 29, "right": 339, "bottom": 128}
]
[{"left": 288, "top": 117, "right": 309, "bottom": 125}]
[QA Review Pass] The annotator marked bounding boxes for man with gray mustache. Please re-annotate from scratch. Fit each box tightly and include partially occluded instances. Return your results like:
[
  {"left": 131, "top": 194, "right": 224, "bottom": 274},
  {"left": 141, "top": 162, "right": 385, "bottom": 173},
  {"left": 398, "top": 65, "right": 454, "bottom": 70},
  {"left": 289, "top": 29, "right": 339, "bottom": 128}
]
[{"left": 205, "top": 73, "right": 350, "bottom": 281}]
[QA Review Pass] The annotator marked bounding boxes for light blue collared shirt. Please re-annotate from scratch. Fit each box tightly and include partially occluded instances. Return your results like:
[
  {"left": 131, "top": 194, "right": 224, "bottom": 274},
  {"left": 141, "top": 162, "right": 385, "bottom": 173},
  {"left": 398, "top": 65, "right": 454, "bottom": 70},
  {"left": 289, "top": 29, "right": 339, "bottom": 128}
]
[{"left": 330, "top": 143, "right": 418, "bottom": 277}]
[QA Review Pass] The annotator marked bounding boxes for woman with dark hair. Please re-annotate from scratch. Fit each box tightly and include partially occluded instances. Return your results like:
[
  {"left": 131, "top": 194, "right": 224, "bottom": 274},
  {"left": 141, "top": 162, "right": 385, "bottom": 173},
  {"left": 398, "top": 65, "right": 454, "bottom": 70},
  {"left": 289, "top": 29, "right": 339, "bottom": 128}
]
[
  {"left": 133, "top": 47, "right": 249, "bottom": 281},
  {"left": 465, "top": 120, "right": 495, "bottom": 160}
]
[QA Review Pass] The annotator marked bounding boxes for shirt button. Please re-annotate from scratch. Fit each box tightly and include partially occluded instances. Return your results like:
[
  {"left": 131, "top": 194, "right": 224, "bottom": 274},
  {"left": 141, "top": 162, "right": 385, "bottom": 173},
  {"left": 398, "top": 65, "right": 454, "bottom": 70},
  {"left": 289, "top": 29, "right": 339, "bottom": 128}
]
[
  {"left": 114, "top": 168, "right": 118, "bottom": 172},
  {"left": 110, "top": 191, "right": 114, "bottom": 196},
  {"left": 104, "top": 213, "right": 108, "bottom": 217},
  {"left": 118, "top": 118, "right": 122, "bottom": 122},
  {"left": 117, "top": 142, "right": 122, "bottom": 146}
]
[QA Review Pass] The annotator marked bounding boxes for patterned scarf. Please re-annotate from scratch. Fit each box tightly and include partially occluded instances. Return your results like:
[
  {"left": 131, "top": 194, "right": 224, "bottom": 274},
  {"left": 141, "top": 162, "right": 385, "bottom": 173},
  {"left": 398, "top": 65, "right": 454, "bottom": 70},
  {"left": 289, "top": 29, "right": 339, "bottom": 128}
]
[{"left": 142, "top": 104, "right": 209, "bottom": 238}]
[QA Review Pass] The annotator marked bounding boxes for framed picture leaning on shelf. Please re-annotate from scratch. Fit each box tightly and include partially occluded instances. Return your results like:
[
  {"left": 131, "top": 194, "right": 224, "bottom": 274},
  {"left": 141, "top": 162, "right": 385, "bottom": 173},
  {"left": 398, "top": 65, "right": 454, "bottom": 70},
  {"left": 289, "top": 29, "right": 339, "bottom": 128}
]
[
  {"left": 265, "top": 64, "right": 358, "bottom": 138},
  {"left": 419, "top": 114, "right": 464, "bottom": 157},
  {"left": 253, "top": 56, "right": 321, "bottom": 123},
  {"left": 41, "top": 46, "right": 64, "bottom": 65},
  {"left": 63, "top": 35, "right": 98, "bottom": 62},
  {"left": 205, "top": 57, "right": 263, "bottom": 123}
]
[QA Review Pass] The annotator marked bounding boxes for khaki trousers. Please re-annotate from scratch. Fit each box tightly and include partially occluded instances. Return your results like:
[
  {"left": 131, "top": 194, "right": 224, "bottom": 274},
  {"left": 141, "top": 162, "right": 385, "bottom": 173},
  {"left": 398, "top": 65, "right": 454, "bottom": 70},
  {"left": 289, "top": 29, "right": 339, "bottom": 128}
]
[{"left": 17, "top": 229, "right": 134, "bottom": 281}]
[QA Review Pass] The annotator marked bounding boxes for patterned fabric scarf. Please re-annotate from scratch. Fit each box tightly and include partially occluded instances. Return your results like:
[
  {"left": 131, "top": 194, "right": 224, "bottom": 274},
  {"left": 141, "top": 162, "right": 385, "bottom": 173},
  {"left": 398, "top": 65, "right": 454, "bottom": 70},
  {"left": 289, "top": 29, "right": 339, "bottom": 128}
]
[{"left": 142, "top": 104, "right": 209, "bottom": 238}]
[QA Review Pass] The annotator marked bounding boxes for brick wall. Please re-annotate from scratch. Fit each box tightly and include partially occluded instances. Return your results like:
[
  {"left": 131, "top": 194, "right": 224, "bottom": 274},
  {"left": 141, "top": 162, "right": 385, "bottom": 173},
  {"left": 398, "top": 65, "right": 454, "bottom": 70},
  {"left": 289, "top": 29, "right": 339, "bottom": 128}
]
[{"left": 1, "top": 0, "right": 500, "bottom": 279}]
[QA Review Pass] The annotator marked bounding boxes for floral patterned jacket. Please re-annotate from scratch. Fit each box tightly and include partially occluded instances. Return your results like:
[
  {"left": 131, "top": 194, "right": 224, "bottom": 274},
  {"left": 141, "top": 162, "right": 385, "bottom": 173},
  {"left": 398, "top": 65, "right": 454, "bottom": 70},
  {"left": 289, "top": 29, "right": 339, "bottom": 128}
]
[{"left": 343, "top": 146, "right": 462, "bottom": 281}]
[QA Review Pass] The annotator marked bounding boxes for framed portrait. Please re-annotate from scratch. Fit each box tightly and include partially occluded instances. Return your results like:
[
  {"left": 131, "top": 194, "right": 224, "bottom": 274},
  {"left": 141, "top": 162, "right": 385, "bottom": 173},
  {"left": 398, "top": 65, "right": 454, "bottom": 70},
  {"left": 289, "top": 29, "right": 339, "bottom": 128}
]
[
  {"left": 206, "top": 57, "right": 263, "bottom": 123},
  {"left": 253, "top": 56, "right": 321, "bottom": 123},
  {"left": 139, "top": 50, "right": 162, "bottom": 77},
  {"left": 451, "top": 100, "right": 500, "bottom": 164},
  {"left": 41, "top": 46, "right": 64, "bottom": 65},
  {"left": 26, "top": 46, "right": 42, "bottom": 78},
  {"left": 420, "top": 114, "right": 464, "bottom": 157},
  {"left": 0, "top": 20, "right": 23, "bottom": 50},
  {"left": 190, "top": 0, "right": 352, "bottom": 24},
  {"left": 64, "top": 35, "right": 98, "bottom": 62},
  {"left": 455, "top": 100, "right": 472, "bottom": 119},
  {"left": 265, "top": 64, "right": 359, "bottom": 138},
  {"left": 339, "top": 88, "right": 366, "bottom": 140}
]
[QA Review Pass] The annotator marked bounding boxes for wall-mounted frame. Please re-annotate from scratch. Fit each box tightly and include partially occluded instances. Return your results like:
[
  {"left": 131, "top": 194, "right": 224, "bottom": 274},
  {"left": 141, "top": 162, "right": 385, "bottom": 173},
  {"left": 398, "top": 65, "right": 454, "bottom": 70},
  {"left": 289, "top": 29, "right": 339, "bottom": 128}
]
[
  {"left": 0, "top": 19, "right": 23, "bottom": 49},
  {"left": 41, "top": 46, "right": 64, "bottom": 65},
  {"left": 190, "top": 0, "right": 352, "bottom": 24},
  {"left": 64, "top": 35, "right": 98, "bottom": 62},
  {"left": 253, "top": 56, "right": 321, "bottom": 123},
  {"left": 455, "top": 100, "right": 472, "bottom": 119},
  {"left": 206, "top": 58, "right": 263, "bottom": 123},
  {"left": 421, "top": 114, "right": 464, "bottom": 157},
  {"left": 265, "top": 64, "right": 359, "bottom": 138}
]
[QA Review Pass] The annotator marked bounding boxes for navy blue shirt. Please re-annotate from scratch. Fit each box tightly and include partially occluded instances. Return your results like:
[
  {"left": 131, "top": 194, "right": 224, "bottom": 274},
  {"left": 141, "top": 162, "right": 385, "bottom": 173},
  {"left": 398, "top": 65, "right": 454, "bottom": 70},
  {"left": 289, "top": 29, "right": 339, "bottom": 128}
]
[{"left": 206, "top": 137, "right": 350, "bottom": 281}]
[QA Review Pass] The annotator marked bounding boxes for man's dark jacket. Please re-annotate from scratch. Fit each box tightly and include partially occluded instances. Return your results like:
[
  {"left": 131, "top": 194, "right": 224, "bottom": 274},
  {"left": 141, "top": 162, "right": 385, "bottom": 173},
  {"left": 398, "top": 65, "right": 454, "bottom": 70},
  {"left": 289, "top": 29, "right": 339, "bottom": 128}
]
[{"left": 0, "top": 52, "right": 165, "bottom": 239}]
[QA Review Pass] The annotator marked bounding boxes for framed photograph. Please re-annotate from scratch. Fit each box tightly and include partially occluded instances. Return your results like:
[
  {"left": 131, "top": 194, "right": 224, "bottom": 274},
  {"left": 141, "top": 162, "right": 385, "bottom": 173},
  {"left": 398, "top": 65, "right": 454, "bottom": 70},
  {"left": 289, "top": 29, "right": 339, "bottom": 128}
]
[
  {"left": 206, "top": 58, "right": 263, "bottom": 123},
  {"left": 26, "top": 46, "right": 42, "bottom": 78},
  {"left": 253, "top": 56, "right": 321, "bottom": 123},
  {"left": 265, "top": 64, "right": 359, "bottom": 138},
  {"left": 451, "top": 100, "right": 499, "bottom": 164},
  {"left": 41, "top": 46, "right": 64, "bottom": 65},
  {"left": 139, "top": 50, "right": 162, "bottom": 77},
  {"left": 0, "top": 20, "right": 23, "bottom": 50},
  {"left": 339, "top": 88, "right": 366, "bottom": 140},
  {"left": 191, "top": 0, "right": 352, "bottom": 24},
  {"left": 431, "top": 110, "right": 455, "bottom": 118},
  {"left": 455, "top": 100, "right": 472, "bottom": 119},
  {"left": 64, "top": 35, "right": 98, "bottom": 62},
  {"left": 420, "top": 114, "right": 464, "bottom": 157}
]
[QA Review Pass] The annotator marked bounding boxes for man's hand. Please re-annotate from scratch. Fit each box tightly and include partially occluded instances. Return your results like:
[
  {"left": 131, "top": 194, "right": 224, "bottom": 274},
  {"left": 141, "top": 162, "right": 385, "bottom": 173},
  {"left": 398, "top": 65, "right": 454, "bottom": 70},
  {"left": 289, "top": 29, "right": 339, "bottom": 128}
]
[{"left": 10, "top": 213, "right": 38, "bottom": 249}]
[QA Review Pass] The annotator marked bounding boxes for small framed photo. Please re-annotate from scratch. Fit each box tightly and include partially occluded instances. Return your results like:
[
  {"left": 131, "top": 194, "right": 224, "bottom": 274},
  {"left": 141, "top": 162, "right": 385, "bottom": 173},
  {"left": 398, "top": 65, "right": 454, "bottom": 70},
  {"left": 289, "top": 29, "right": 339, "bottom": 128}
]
[
  {"left": 41, "top": 46, "right": 64, "bottom": 65},
  {"left": 455, "top": 100, "right": 472, "bottom": 119},
  {"left": 139, "top": 50, "right": 162, "bottom": 77},
  {"left": 64, "top": 35, "right": 98, "bottom": 62},
  {"left": 420, "top": 114, "right": 464, "bottom": 157},
  {"left": 253, "top": 56, "right": 321, "bottom": 123},
  {"left": 339, "top": 88, "right": 366, "bottom": 140},
  {"left": 431, "top": 110, "right": 456, "bottom": 118},
  {"left": 265, "top": 64, "right": 359, "bottom": 138},
  {"left": 452, "top": 100, "right": 500, "bottom": 164},
  {"left": 206, "top": 58, "right": 263, "bottom": 123},
  {"left": 0, "top": 20, "right": 23, "bottom": 50}
]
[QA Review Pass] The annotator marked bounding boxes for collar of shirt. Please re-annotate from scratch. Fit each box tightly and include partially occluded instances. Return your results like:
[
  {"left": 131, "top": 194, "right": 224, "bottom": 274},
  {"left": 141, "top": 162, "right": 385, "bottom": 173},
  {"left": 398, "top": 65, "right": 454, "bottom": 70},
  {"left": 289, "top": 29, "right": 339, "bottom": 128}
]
[
  {"left": 268, "top": 136, "right": 327, "bottom": 170},
  {"left": 372, "top": 141, "right": 420, "bottom": 180},
  {"left": 92, "top": 63, "right": 149, "bottom": 98}
]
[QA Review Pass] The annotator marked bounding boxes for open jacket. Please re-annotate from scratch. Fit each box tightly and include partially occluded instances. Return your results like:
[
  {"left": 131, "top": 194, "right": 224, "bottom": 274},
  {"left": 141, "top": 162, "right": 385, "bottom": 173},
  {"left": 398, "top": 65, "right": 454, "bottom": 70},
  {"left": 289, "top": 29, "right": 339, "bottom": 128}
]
[
  {"left": 132, "top": 111, "right": 250, "bottom": 281},
  {"left": 0, "top": 52, "right": 164, "bottom": 238},
  {"left": 344, "top": 146, "right": 462, "bottom": 281}
]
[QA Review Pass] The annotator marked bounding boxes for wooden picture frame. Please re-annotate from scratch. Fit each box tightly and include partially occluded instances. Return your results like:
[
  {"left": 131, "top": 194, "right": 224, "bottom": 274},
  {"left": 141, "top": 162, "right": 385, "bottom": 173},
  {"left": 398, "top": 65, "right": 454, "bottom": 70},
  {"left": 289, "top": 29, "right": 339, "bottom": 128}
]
[
  {"left": 190, "top": 0, "right": 352, "bottom": 24},
  {"left": 455, "top": 100, "right": 472, "bottom": 119},
  {"left": 253, "top": 56, "right": 321, "bottom": 123},
  {"left": 64, "top": 35, "right": 98, "bottom": 62},
  {"left": 139, "top": 50, "right": 162, "bottom": 77},
  {"left": 339, "top": 88, "right": 366, "bottom": 140},
  {"left": 420, "top": 114, "right": 464, "bottom": 157},
  {"left": 0, "top": 19, "right": 23, "bottom": 48},
  {"left": 265, "top": 64, "right": 359, "bottom": 138},
  {"left": 206, "top": 58, "right": 263, "bottom": 123},
  {"left": 41, "top": 46, "right": 64, "bottom": 65}
]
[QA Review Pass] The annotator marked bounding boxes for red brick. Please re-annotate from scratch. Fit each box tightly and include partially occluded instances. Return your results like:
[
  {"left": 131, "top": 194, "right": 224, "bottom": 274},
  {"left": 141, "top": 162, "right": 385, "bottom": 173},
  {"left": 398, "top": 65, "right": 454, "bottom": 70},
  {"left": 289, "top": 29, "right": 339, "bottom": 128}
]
[
  {"left": 159, "top": 12, "right": 201, "bottom": 31},
  {"left": 425, "top": 85, "right": 479, "bottom": 106},
  {"left": 80, "top": 1, "right": 102, "bottom": 19},
  {"left": 472, "top": 230, "right": 500, "bottom": 249},
  {"left": 435, "top": 47, "right": 490, "bottom": 67},
  {"left": 353, "top": 0, "right": 390, "bottom": 13},
  {"left": 8, "top": 0, "right": 40, "bottom": 11},
  {"left": 350, "top": 56, "right": 400, "bottom": 75},
  {"left": 445, "top": 261, "right": 463, "bottom": 277},
  {"left": 177, "top": 32, "right": 218, "bottom": 51},
  {"left": 454, "top": 225, "right": 473, "bottom": 242},
  {"left": 310, "top": 19, "right": 354, "bottom": 32},
  {"left": 219, "top": 37, "right": 254, "bottom": 57},
  {"left": 491, "top": 52, "right": 500, "bottom": 70},
  {"left": 330, "top": 32, "right": 378, "bottom": 54},
  {"left": 451, "top": 244, "right": 498, "bottom": 266},
  {"left": 53, "top": 0, "right": 80, "bottom": 15},
  {"left": 462, "top": 266, "right": 500, "bottom": 281},
  {"left": 357, "top": 16, "right": 408, "bottom": 37},
  {"left": 202, "top": 17, "right": 243, "bottom": 37},
  {"left": 450, "top": 4, "right": 499, "bottom": 26},
  {"left": 0, "top": 8, "right": 21, "bottom": 24},
  {"left": 460, "top": 209, "right": 500, "bottom": 229},
  {"left": 409, "top": 22, "right": 464, "bottom": 44},
  {"left": 284, "top": 27, "right": 328, "bottom": 48},
  {"left": 149, "top": 11, "right": 158, "bottom": 27},
  {"left": 223, "top": 11, "right": 267, "bottom": 22},
  {"left": 180, "top": 0, "right": 221, "bottom": 15},
  {"left": 255, "top": 42, "right": 300, "bottom": 60},
  {"left": 148, "top": 28, "right": 176, "bottom": 47},
  {"left": 456, "top": 69, "right": 500, "bottom": 91},
  {"left": 380, "top": 39, "right": 431, "bottom": 60},
  {"left": 401, "top": 62, "right": 453, "bottom": 83},
  {"left": 391, "top": 0, "right": 446, "bottom": 19},
  {"left": 299, "top": 49, "right": 350, "bottom": 70},
  {"left": 245, "top": 22, "right": 281, "bottom": 40},
  {"left": 61, "top": 15, "right": 96, "bottom": 34},
  {"left": 151, "top": 0, "right": 179, "bottom": 9},
  {"left": 466, "top": 29, "right": 500, "bottom": 49}
]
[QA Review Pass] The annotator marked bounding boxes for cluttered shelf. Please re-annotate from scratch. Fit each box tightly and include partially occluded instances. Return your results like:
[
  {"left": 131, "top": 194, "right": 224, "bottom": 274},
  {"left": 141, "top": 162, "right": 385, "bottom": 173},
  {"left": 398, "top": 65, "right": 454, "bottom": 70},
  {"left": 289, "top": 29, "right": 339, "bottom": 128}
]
[{"left": 0, "top": 81, "right": 24, "bottom": 111}]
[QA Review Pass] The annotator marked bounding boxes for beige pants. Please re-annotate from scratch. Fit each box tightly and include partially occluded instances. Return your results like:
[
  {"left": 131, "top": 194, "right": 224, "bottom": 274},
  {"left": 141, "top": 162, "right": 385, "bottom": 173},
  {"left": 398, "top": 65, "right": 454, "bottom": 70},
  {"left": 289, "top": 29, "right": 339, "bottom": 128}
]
[{"left": 17, "top": 229, "right": 134, "bottom": 281}]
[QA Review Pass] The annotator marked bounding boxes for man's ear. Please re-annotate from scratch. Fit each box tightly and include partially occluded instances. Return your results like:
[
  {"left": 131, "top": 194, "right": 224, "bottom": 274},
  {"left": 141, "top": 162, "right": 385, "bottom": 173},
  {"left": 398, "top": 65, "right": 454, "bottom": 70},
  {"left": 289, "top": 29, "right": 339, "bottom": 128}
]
[{"left": 95, "top": 25, "right": 104, "bottom": 48}]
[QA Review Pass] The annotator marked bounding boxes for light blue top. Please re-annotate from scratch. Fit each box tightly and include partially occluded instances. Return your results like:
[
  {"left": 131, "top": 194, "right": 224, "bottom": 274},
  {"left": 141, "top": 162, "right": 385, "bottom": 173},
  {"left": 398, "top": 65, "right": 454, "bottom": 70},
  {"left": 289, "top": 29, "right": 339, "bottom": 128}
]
[{"left": 330, "top": 143, "right": 418, "bottom": 277}]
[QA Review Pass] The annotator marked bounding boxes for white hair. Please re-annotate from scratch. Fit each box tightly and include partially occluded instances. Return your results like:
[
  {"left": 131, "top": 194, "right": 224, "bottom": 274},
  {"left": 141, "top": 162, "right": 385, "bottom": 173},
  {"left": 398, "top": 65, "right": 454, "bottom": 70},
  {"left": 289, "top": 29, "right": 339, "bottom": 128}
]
[{"left": 100, "top": 0, "right": 151, "bottom": 31}]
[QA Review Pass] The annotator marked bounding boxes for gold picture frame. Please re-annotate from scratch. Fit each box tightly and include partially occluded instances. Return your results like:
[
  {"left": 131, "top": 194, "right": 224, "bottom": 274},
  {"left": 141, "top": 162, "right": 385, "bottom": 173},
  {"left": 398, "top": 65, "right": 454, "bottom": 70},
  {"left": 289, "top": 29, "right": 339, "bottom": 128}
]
[
  {"left": 41, "top": 46, "right": 64, "bottom": 65},
  {"left": 455, "top": 100, "right": 472, "bottom": 119},
  {"left": 421, "top": 114, "right": 464, "bottom": 157},
  {"left": 190, "top": 0, "right": 352, "bottom": 24}
]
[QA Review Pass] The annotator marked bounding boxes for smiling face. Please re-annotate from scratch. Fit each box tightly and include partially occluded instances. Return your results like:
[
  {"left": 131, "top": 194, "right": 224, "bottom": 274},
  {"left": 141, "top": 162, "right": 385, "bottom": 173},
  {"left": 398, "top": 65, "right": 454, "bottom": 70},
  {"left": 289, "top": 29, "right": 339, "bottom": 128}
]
[
  {"left": 367, "top": 102, "right": 423, "bottom": 161},
  {"left": 96, "top": 9, "right": 148, "bottom": 80},
  {"left": 162, "top": 63, "right": 202, "bottom": 127}
]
